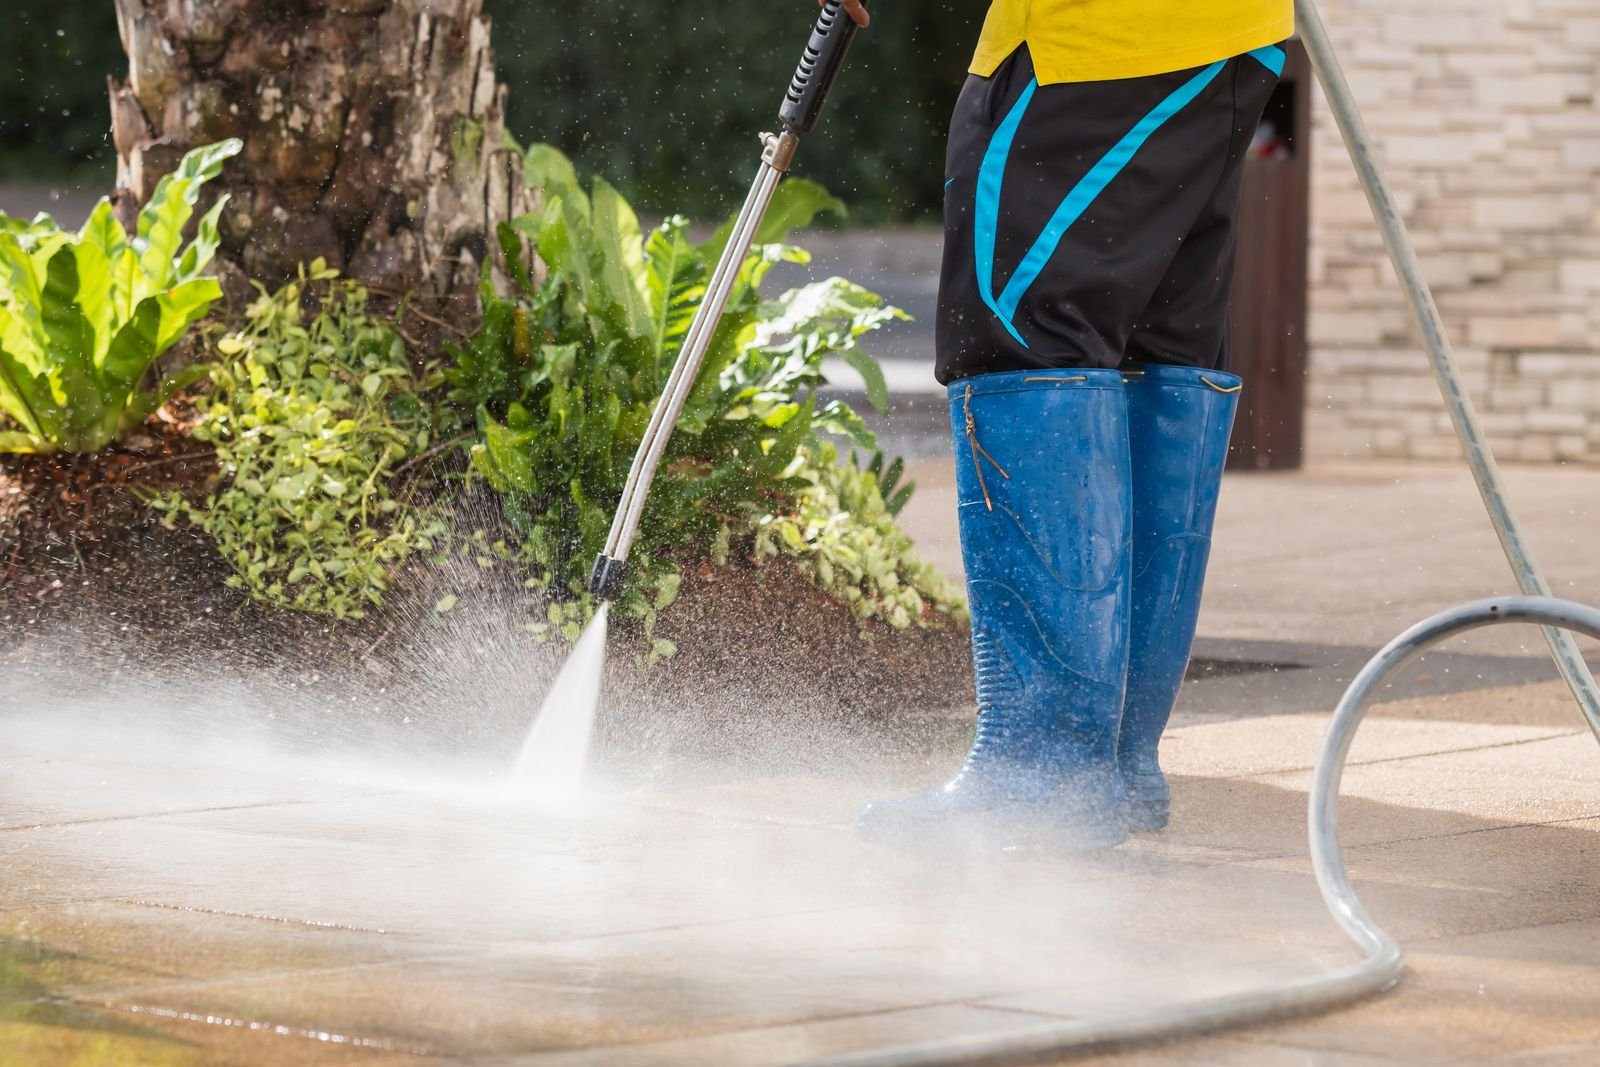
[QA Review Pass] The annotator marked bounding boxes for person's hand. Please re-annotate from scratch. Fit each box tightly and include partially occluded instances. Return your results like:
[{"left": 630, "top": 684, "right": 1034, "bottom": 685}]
[{"left": 819, "top": 0, "right": 869, "bottom": 27}]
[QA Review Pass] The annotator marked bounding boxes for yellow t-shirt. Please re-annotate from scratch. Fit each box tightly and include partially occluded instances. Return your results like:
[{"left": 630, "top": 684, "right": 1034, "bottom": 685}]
[{"left": 970, "top": 1, "right": 1294, "bottom": 85}]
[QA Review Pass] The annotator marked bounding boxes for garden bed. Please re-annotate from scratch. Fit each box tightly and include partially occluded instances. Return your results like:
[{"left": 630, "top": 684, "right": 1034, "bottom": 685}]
[
  {"left": 0, "top": 441, "right": 972, "bottom": 758},
  {"left": 0, "top": 142, "right": 973, "bottom": 763}
]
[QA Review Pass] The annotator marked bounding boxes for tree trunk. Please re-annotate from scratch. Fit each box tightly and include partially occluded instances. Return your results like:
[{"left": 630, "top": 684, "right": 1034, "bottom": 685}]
[{"left": 108, "top": 0, "right": 531, "bottom": 307}]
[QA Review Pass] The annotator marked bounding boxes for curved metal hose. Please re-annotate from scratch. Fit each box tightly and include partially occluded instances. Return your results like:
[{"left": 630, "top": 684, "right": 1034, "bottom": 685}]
[{"left": 798, "top": 597, "right": 1600, "bottom": 1067}]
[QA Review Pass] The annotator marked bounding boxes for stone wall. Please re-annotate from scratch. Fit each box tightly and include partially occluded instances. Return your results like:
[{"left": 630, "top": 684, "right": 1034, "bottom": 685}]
[{"left": 1305, "top": 0, "right": 1600, "bottom": 464}]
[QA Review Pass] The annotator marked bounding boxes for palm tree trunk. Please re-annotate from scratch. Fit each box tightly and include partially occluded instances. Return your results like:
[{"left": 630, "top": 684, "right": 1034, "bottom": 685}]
[{"left": 109, "top": 0, "right": 530, "bottom": 306}]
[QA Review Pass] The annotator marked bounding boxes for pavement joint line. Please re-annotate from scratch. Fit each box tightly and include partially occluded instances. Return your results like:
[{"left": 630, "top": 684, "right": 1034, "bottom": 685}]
[
  {"left": 0, "top": 895, "right": 118, "bottom": 915},
  {"left": 97, "top": 998, "right": 436, "bottom": 1056},
  {"left": 1463, "top": 1036, "right": 1600, "bottom": 1063},
  {"left": 473, "top": 900, "right": 886, "bottom": 951},
  {"left": 0, "top": 791, "right": 407, "bottom": 834},
  {"left": 506, "top": 988, "right": 1113, "bottom": 1059},
  {"left": 115, "top": 898, "right": 401, "bottom": 936},
  {"left": 1407, "top": 911, "right": 1600, "bottom": 951},
  {"left": 1138, "top": 808, "right": 1600, "bottom": 876},
  {"left": 594, "top": 798, "right": 832, "bottom": 833},
  {"left": 77, "top": 947, "right": 498, "bottom": 1005},
  {"left": 130, "top": 817, "right": 682, "bottom": 862},
  {"left": 1231, "top": 728, "right": 1589, "bottom": 781},
  {"left": 1205, "top": 809, "right": 1600, "bottom": 877},
  {"left": 73, "top": 901, "right": 893, "bottom": 968},
  {"left": 1234, "top": 1031, "right": 1421, "bottom": 1063},
  {"left": 1342, "top": 811, "right": 1600, "bottom": 853}
]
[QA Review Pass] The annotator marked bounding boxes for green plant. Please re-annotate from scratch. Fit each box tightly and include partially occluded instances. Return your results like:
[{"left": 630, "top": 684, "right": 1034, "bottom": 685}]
[
  {"left": 456, "top": 145, "right": 962, "bottom": 652},
  {"left": 155, "top": 263, "right": 445, "bottom": 618},
  {"left": 0, "top": 139, "right": 240, "bottom": 454},
  {"left": 756, "top": 441, "right": 966, "bottom": 630}
]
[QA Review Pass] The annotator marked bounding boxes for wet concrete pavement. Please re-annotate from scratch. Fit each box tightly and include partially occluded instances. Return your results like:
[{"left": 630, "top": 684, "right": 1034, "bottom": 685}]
[
  {"left": 6, "top": 449, "right": 1600, "bottom": 1066},
  {"left": 5, "top": 665, "right": 1599, "bottom": 1066}
]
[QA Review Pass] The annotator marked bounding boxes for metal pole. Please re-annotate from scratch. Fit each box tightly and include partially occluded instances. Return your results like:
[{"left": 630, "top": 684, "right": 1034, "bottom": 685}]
[
  {"left": 604, "top": 143, "right": 788, "bottom": 564},
  {"left": 1295, "top": 0, "right": 1600, "bottom": 741}
]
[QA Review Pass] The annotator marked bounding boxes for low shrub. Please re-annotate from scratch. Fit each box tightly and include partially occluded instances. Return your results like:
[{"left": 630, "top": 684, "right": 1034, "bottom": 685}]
[
  {"left": 0, "top": 140, "right": 239, "bottom": 454},
  {"left": 756, "top": 442, "right": 963, "bottom": 631},
  {"left": 155, "top": 263, "right": 445, "bottom": 618},
  {"left": 455, "top": 145, "right": 963, "bottom": 653}
]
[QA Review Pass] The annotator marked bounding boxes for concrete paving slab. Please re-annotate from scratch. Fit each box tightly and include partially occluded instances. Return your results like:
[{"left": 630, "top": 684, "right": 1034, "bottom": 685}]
[
  {"left": 0, "top": 902, "right": 440, "bottom": 988},
  {"left": 1065, "top": 1038, "right": 1408, "bottom": 1066},
  {"left": 1163, "top": 711, "right": 1577, "bottom": 780},
  {"left": 465, "top": 1004, "right": 1056, "bottom": 1067},
  {"left": 1238, "top": 923, "right": 1600, "bottom": 1062},
  {"left": 1472, "top": 1046, "right": 1600, "bottom": 1067},
  {"left": 6, "top": 661, "right": 1600, "bottom": 1064},
  {"left": 1258, "top": 741, "right": 1600, "bottom": 828}
]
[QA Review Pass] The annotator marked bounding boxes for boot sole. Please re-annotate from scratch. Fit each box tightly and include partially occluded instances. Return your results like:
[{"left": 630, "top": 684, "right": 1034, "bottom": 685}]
[{"left": 1123, "top": 801, "right": 1170, "bottom": 832}]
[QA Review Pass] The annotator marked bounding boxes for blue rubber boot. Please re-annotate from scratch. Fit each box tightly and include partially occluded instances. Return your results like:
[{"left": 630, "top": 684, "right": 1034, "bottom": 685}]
[
  {"left": 1119, "top": 364, "right": 1242, "bottom": 831},
  {"left": 855, "top": 369, "right": 1132, "bottom": 851}
]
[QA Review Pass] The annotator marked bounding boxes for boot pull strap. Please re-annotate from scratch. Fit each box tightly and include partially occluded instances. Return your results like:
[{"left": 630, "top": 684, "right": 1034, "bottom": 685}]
[
  {"left": 1200, "top": 376, "right": 1243, "bottom": 393},
  {"left": 963, "top": 384, "right": 1011, "bottom": 512}
]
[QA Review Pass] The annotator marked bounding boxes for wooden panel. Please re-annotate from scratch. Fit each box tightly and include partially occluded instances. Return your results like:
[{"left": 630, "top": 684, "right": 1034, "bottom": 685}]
[{"left": 1227, "top": 40, "right": 1312, "bottom": 471}]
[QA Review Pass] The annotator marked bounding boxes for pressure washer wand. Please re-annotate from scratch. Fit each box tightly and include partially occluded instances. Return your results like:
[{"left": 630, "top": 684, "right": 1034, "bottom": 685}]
[{"left": 587, "top": 1, "right": 868, "bottom": 602}]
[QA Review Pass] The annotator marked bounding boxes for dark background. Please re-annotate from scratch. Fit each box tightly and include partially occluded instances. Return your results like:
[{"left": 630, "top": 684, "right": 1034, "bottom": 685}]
[{"left": 2, "top": 1, "right": 982, "bottom": 223}]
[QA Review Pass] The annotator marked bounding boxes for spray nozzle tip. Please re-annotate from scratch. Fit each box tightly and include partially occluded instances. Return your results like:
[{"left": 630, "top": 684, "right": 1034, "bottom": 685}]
[{"left": 588, "top": 554, "right": 628, "bottom": 602}]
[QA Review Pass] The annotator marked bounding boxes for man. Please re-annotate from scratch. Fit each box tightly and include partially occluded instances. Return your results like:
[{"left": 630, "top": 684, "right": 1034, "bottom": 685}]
[{"left": 836, "top": 0, "right": 1293, "bottom": 848}]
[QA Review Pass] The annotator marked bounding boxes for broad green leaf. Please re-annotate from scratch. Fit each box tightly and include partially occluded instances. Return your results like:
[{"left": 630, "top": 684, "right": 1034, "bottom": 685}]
[
  {"left": 74, "top": 204, "right": 121, "bottom": 363},
  {"left": 524, "top": 143, "right": 590, "bottom": 217},
  {"left": 478, "top": 411, "right": 538, "bottom": 493},
  {"left": 136, "top": 138, "right": 242, "bottom": 289},
  {"left": 839, "top": 346, "right": 889, "bottom": 413},
  {"left": 813, "top": 399, "right": 879, "bottom": 453},
  {"left": 653, "top": 571, "right": 681, "bottom": 611},
  {"left": 174, "top": 195, "right": 229, "bottom": 284},
  {"left": 154, "top": 276, "right": 223, "bottom": 354},
  {"left": 588, "top": 177, "right": 652, "bottom": 340},
  {"left": 699, "top": 179, "right": 846, "bottom": 263},
  {"left": 0, "top": 429, "right": 44, "bottom": 453},
  {"left": 0, "top": 314, "right": 48, "bottom": 438},
  {"left": 0, "top": 145, "right": 235, "bottom": 453},
  {"left": 39, "top": 244, "right": 104, "bottom": 450},
  {"left": 0, "top": 230, "right": 48, "bottom": 341},
  {"left": 886, "top": 480, "right": 915, "bottom": 518},
  {"left": 98, "top": 296, "right": 162, "bottom": 402},
  {"left": 76, "top": 198, "right": 125, "bottom": 259},
  {"left": 644, "top": 218, "right": 706, "bottom": 382},
  {"left": 497, "top": 221, "right": 534, "bottom": 294}
]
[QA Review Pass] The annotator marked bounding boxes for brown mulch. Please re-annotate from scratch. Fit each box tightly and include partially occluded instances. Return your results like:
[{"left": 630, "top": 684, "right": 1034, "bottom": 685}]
[{"left": 0, "top": 411, "right": 217, "bottom": 602}]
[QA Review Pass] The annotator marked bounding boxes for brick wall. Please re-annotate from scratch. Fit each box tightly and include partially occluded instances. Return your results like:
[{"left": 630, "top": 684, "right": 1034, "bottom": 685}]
[{"left": 1305, "top": 0, "right": 1600, "bottom": 464}]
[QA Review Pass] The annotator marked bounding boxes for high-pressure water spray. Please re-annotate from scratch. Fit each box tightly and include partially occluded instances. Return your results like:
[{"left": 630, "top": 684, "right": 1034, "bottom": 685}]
[
  {"left": 587, "top": 0, "right": 870, "bottom": 603},
  {"left": 511, "top": 1, "right": 870, "bottom": 802}
]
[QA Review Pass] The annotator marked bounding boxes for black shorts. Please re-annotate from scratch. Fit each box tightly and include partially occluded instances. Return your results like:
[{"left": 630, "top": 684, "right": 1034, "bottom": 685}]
[{"left": 936, "top": 45, "right": 1284, "bottom": 383}]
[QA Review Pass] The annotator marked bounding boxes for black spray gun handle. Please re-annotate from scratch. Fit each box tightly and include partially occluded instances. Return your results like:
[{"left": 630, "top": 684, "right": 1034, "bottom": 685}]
[{"left": 778, "top": 0, "right": 869, "bottom": 135}]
